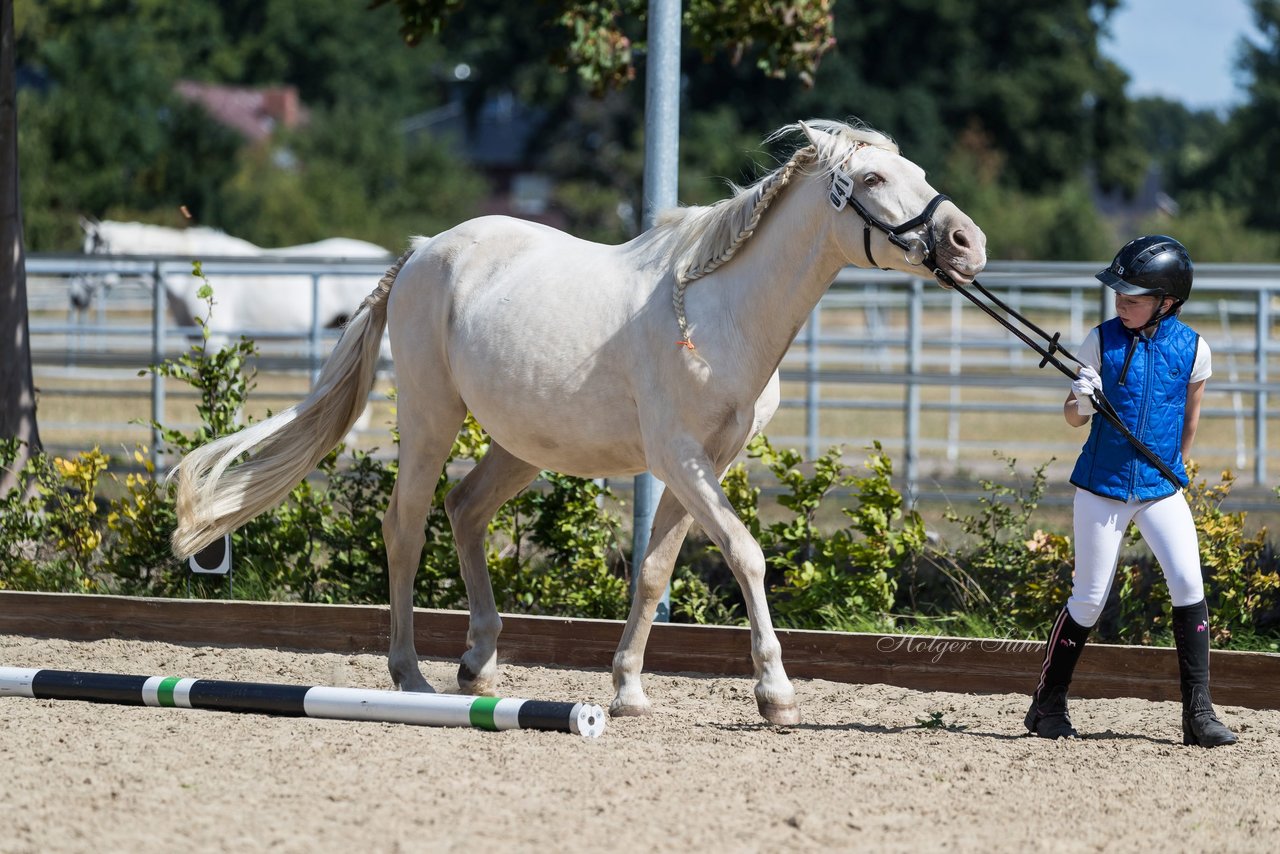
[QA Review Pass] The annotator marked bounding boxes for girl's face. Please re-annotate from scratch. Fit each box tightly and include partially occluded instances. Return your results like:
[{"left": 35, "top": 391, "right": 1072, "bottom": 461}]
[{"left": 1114, "top": 293, "right": 1173, "bottom": 329}]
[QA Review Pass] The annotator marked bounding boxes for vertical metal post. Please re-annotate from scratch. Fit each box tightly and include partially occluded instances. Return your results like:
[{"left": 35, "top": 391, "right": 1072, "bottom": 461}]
[
  {"left": 1255, "top": 288, "right": 1269, "bottom": 485},
  {"left": 946, "top": 290, "right": 960, "bottom": 462},
  {"left": 65, "top": 283, "right": 77, "bottom": 368},
  {"left": 95, "top": 284, "right": 107, "bottom": 352},
  {"left": 805, "top": 308, "right": 820, "bottom": 460},
  {"left": 905, "top": 278, "right": 922, "bottom": 506},
  {"left": 631, "top": 0, "right": 681, "bottom": 622},
  {"left": 1070, "top": 286, "right": 1083, "bottom": 344},
  {"left": 1010, "top": 284, "right": 1024, "bottom": 368},
  {"left": 309, "top": 273, "right": 322, "bottom": 386},
  {"left": 150, "top": 261, "right": 167, "bottom": 471},
  {"left": 1099, "top": 282, "right": 1115, "bottom": 323},
  {"left": 1218, "top": 299, "right": 1247, "bottom": 470}
]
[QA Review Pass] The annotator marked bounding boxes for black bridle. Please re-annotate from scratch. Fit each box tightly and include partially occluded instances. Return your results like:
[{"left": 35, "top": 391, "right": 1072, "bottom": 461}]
[
  {"left": 828, "top": 167, "right": 1181, "bottom": 489},
  {"left": 828, "top": 166, "right": 950, "bottom": 270}
]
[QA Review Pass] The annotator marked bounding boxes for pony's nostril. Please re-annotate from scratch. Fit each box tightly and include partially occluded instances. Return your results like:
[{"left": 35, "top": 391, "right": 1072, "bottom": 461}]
[{"left": 951, "top": 228, "right": 971, "bottom": 250}]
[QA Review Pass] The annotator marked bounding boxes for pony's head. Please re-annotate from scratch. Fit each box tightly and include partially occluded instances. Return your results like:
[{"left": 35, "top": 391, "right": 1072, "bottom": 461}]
[
  {"left": 79, "top": 215, "right": 108, "bottom": 255},
  {"left": 71, "top": 215, "right": 118, "bottom": 310},
  {"left": 795, "top": 120, "right": 986, "bottom": 285},
  {"left": 658, "top": 119, "right": 988, "bottom": 349}
]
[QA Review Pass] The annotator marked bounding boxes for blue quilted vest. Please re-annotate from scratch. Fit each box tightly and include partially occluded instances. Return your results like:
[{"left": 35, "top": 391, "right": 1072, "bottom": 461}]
[{"left": 1069, "top": 316, "right": 1198, "bottom": 501}]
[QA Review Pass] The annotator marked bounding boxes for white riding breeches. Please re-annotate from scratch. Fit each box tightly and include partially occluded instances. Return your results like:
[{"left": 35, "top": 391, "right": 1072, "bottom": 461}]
[{"left": 1067, "top": 488, "right": 1205, "bottom": 628}]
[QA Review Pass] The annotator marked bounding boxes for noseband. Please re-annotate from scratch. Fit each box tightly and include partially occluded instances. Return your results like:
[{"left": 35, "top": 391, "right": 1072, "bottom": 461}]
[{"left": 828, "top": 166, "right": 949, "bottom": 272}]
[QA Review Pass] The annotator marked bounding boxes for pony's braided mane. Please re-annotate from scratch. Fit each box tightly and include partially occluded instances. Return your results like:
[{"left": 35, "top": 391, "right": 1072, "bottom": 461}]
[
  {"left": 668, "top": 145, "right": 815, "bottom": 349},
  {"left": 658, "top": 120, "right": 898, "bottom": 350}
]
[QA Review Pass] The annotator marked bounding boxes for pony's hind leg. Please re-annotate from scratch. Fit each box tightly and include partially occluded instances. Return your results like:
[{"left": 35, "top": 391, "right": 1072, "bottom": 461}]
[
  {"left": 444, "top": 441, "right": 539, "bottom": 695},
  {"left": 383, "top": 397, "right": 467, "bottom": 693},
  {"left": 611, "top": 489, "right": 694, "bottom": 716}
]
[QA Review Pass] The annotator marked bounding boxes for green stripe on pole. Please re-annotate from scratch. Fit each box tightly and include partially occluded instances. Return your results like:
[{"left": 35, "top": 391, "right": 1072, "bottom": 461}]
[
  {"left": 469, "top": 696, "right": 500, "bottom": 731},
  {"left": 156, "top": 676, "right": 180, "bottom": 708}
]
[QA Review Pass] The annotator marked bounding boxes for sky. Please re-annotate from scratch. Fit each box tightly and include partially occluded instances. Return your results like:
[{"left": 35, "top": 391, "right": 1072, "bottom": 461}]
[{"left": 1100, "top": 0, "right": 1261, "bottom": 110}]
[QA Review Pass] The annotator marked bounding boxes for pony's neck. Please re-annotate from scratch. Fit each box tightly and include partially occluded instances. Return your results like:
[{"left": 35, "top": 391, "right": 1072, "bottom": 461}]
[{"left": 705, "top": 172, "right": 856, "bottom": 379}]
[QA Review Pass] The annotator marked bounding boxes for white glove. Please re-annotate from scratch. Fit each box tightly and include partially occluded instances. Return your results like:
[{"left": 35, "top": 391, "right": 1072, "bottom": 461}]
[{"left": 1071, "top": 366, "right": 1101, "bottom": 415}]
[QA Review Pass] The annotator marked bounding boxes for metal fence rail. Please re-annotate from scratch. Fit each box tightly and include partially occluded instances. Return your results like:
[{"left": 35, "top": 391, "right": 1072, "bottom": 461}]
[{"left": 26, "top": 254, "right": 1280, "bottom": 503}]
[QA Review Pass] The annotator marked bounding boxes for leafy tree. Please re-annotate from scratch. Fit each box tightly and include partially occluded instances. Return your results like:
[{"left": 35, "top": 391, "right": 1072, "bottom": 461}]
[
  {"left": 1130, "top": 96, "right": 1226, "bottom": 193},
  {"left": 735, "top": 0, "right": 1145, "bottom": 197},
  {"left": 1136, "top": 199, "right": 1280, "bottom": 263},
  {"left": 16, "top": 2, "right": 244, "bottom": 247},
  {"left": 201, "top": 0, "right": 453, "bottom": 113},
  {"left": 373, "top": 0, "right": 836, "bottom": 94},
  {"left": 1190, "top": 0, "right": 1280, "bottom": 230},
  {"left": 218, "top": 103, "right": 488, "bottom": 250}
]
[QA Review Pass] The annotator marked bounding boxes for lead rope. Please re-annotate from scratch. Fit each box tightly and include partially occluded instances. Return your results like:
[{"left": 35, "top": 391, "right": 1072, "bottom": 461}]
[{"left": 934, "top": 267, "right": 1182, "bottom": 488}]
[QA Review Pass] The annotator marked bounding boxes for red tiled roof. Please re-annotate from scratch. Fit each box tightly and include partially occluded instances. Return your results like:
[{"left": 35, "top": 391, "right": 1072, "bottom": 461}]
[{"left": 173, "top": 81, "right": 309, "bottom": 142}]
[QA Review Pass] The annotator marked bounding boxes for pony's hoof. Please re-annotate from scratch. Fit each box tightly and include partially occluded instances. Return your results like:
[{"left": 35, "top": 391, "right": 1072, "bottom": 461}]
[
  {"left": 396, "top": 677, "right": 436, "bottom": 694},
  {"left": 759, "top": 701, "right": 801, "bottom": 726},
  {"left": 456, "top": 660, "right": 498, "bottom": 696},
  {"left": 609, "top": 699, "right": 653, "bottom": 717}
]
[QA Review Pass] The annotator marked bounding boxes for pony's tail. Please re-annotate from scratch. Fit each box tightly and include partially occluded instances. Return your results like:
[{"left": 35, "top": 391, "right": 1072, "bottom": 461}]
[{"left": 169, "top": 248, "right": 415, "bottom": 558}]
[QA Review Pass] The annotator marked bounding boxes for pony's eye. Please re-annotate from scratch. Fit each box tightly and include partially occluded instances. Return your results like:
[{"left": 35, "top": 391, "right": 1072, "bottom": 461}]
[{"left": 863, "top": 173, "right": 882, "bottom": 187}]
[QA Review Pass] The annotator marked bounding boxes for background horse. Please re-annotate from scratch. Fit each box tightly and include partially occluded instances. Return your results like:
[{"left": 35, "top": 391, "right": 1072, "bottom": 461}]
[
  {"left": 170, "top": 119, "right": 988, "bottom": 725},
  {"left": 75, "top": 219, "right": 391, "bottom": 346}
]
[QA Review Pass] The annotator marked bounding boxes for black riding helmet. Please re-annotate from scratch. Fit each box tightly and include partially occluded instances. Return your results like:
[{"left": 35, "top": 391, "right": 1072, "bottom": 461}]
[
  {"left": 1095, "top": 235, "right": 1194, "bottom": 303},
  {"left": 1096, "top": 235, "right": 1192, "bottom": 331}
]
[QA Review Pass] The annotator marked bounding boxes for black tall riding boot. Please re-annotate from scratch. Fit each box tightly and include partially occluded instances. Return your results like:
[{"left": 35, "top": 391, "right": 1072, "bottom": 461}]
[
  {"left": 1025, "top": 607, "right": 1091, "bottom": 739},
  {"left": 1172, "top": 599, "right": 1238, "bottom": 747}
]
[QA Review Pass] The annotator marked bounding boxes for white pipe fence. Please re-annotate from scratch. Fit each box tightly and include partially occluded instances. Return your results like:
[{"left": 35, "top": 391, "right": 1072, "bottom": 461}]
[{"left": 25, "top": 255, "right": 1280, "bottom": 502}]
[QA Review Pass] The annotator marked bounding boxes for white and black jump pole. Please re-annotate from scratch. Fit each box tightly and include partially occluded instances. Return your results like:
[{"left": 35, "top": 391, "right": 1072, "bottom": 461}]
[{"left": 0, "top": 667, "right": 606, "bottom": 738}]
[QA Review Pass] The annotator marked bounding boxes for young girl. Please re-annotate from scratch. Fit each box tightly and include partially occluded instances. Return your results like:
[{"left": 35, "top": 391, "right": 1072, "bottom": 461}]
[{"left": 1024, "top": 235, "right": 1237, "bottom": 747}]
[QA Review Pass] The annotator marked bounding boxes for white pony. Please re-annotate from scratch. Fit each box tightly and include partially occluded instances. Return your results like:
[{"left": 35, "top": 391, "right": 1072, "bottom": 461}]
[
  {"left": 170, "top": 120, "right": 988, "bottom": 725},
  {"left": 76, "top": 219, "right": 392, "bottom": 342}
]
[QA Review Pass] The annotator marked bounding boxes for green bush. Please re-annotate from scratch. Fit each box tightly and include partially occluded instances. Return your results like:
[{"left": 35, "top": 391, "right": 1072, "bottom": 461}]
[
  {"left": 0, "top": 440, "right": 108, "bottom": 593},
  {"left": 937, "top": 454, "right": 1074, "bottom": 634},
  {"left": 717, "top": 436, "right": 922, "bottom": 631},
  {"left": 1106, "top": 463, "right": 1280, "bottom": 647}
]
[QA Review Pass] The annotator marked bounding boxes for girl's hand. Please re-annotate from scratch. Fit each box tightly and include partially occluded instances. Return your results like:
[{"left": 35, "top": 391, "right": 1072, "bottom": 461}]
[{"left": 1072, "top": 366, "right": 1101, "bottom": 415}]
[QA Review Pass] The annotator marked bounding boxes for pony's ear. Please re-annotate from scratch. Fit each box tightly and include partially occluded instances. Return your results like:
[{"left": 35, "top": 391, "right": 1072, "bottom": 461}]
[
  {"left": 78, "top": 215, "right": 99, "bottom": 231},
  {"left": 798, "top": 121, "right": 829, "bottom": 151}
]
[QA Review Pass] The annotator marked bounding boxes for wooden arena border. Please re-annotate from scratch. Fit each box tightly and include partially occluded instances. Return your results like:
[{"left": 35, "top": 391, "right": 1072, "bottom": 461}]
[{"left": 2, "top": 591, "right": 1277, "bottom": 709}]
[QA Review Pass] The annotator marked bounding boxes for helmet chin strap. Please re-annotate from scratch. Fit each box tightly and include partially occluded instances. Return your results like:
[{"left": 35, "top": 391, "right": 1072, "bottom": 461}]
[{"left": 1135, "top": 295, "right": 1183, "bottom": 333}]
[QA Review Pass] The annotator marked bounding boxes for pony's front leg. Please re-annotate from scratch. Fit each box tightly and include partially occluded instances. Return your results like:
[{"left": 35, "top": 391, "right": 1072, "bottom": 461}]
[
  {"left": 659, "top": 447, "right": 799, "bottom": 725},
  {"left": 444, "top": 443, "right": 539, "bottom": 695},
  {"left": 611, "top": 489, "right": 694, "bottom": 716}
]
